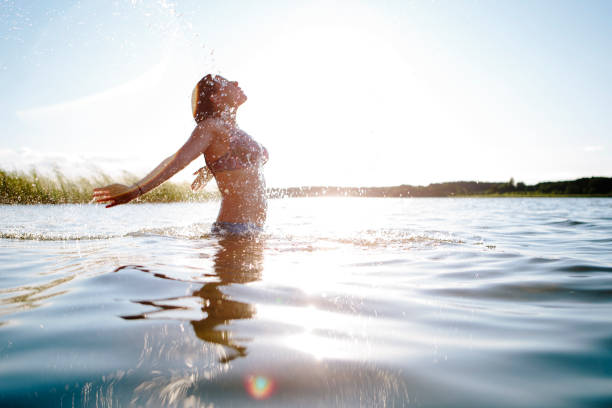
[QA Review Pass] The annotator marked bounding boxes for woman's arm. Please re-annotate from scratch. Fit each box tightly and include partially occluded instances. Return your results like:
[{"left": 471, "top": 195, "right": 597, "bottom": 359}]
[{"left": 93, "top": 121, "right": 218, "bottom": 208}]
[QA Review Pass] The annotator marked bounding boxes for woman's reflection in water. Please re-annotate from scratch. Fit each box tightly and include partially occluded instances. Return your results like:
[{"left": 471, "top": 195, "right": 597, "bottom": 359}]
[
  {"left": 120, "top": 235, "right": 264, "bottom": 363},
  {"left": 191, "top": 235, "right": 264, "bottom": 363}
]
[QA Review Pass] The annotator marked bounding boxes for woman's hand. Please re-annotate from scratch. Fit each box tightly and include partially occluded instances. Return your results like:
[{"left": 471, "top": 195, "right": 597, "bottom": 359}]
[
  {"left": 191, "top": 167, "right": 212, "bottom": 191},
  {"left": 92, "top": 184, "right": 138, "bottom": 208}
]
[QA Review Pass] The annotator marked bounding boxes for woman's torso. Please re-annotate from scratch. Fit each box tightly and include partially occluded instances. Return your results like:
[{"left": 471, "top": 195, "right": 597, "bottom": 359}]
[{"left": 204, "top": 123, "right": 267, "bottom": 226}]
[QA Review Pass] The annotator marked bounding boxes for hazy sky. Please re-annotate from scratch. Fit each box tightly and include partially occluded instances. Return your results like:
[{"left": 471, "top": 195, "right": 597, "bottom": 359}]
[{"left": 1, "top": 0, "right": 610, "bottom": 187}]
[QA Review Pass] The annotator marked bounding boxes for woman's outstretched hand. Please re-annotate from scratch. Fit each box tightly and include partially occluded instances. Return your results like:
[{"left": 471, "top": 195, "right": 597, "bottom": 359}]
[{"left": 92, "top": 184, "right": 138, "bottom": 208}]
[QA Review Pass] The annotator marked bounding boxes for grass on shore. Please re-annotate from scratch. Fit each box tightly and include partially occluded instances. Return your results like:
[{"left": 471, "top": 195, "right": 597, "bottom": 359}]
[
  {"left": 0, "top": 169, "right": 217, "bottom": 204},
  {"left": 3, "top": 169, "right": 610, "bottom": 204}
]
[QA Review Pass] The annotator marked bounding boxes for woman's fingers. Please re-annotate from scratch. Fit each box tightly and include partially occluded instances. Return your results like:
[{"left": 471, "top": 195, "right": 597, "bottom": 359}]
[
  {"left": 92, "top": 188, "right": 115, "bottom": 204},
  {"left": 92, "top": 184, "right": 130, "bottom": 207},
  {"left": 95, "top": 194, "right": 116, "bottom": 207},
  {"left": 93, "top": 192, "right": 111, "bottom": 200},
  {"left": 92, "top": 184, "right": 134, "bottom": 208},
  {"left": 92, "top": 189, "right": 111, "bottom": 198}
]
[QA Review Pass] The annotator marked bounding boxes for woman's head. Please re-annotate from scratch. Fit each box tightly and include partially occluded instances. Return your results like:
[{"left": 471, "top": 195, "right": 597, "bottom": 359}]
[{"left": 192, "top": 74, "right": 246, "bottom": 123}]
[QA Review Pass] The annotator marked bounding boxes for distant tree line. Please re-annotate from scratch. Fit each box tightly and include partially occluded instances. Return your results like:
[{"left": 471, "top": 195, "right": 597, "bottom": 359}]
[
  {"left": 267, "top": 177, "right": 612, "bottom": 198},
  {"left": 483, "top": 177, "right": 612, "bottom": 196},
  {"left": 1, "top": 168, "right": 611, "bottom": 204}
]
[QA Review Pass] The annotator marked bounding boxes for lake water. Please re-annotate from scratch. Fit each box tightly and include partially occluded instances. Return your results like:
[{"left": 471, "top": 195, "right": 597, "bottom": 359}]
[{"left": 1, "top": 197, "right": 611, "bottom": 407}]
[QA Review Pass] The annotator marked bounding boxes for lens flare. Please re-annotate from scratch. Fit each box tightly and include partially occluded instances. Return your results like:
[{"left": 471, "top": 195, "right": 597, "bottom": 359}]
[{"left": 244, "top": 374, "right": 275, "bottom": 400}]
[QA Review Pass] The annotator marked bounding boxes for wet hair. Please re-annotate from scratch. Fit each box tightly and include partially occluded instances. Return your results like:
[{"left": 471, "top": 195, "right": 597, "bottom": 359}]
[
  {"left": 193, "top": 73, "right": 241, "bottom": 123},
  {"left": 191, "top": 74, "right": 218, "bottom": 123}
]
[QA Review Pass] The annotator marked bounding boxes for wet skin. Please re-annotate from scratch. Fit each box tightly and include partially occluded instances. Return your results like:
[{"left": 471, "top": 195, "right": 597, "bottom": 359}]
[
  {"left": 93, "top": 77, "right": 266, "bottom": 227},
  {"left": 214, "top": 165, "right": 267, "bottom": 226}
]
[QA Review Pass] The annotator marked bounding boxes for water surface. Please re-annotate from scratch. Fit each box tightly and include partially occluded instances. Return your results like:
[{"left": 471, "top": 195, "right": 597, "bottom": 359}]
[{"left": 1, "top": 198, "right": 611, "bottom": 407}]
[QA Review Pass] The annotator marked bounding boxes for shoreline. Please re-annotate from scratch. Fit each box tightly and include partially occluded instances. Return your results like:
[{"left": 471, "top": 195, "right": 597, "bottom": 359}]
[{"left": 1, "top": 170, "right": 610, "bottom": 204}]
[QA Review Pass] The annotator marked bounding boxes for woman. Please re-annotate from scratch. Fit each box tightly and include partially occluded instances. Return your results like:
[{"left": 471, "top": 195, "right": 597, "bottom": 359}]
[{"left": 93, "top": 74, "right": 268, "bottom": 235}]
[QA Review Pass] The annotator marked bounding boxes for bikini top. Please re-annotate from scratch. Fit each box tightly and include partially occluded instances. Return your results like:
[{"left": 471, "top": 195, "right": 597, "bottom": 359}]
[{"left": 205, "top": 128, "right": 268, "bottom": 174}]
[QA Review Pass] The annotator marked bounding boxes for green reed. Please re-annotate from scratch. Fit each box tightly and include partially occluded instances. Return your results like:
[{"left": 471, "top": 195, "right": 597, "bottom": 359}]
[{"left": 0, "top": 169, "right": 217, "bottom": 204}]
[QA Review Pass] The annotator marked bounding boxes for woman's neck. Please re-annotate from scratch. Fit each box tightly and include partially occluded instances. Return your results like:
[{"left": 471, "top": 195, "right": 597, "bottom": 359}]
[{"left": 215, "top": 106, "right": 237, "bottom": 124}]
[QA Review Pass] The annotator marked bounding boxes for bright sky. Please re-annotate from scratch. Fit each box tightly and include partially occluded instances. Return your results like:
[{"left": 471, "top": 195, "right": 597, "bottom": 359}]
[{"left": 1, "top": 0, "right": 611, "bottom": 187}]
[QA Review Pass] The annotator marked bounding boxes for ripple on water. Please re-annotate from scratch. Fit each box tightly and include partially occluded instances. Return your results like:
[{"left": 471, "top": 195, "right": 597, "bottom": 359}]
[{"left": 1, "top": 198, "right": 612, "bottom": 407}]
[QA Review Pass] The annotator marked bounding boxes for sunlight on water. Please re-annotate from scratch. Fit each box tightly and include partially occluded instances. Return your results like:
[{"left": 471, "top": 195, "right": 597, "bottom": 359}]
[{"left": 1, "top": 197, "right": 612, "bottom": 407}]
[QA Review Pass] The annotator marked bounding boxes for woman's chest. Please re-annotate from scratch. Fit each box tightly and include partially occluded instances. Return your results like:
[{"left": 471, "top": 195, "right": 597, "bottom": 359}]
[{"left": 204, "top": 138, "right": 230, "bottom": 162}]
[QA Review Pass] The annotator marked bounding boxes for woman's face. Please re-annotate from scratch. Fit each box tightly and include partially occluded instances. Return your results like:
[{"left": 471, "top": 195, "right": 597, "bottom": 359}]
[{"left": 211, "top": 76, "right": 247, "bottom": 110}]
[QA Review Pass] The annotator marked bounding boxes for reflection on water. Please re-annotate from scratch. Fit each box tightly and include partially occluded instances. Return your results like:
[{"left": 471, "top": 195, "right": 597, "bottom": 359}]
[
  {"left": 121, "top": 236, "right": 264, "bottom": 363},
  {"left": 1, "top": 198, "right": 612, "bottom": 407},
  {"left": 192, "top": 236, "right": 263, "bottom": 362}
]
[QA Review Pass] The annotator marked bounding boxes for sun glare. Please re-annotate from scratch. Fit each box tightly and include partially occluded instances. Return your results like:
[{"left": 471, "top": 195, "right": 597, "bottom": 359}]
[
  {"left": 6, "top": 1, "right": 505, "bottom": 186},
  {"left": 234, "top": 2, "right": 445, "bottom": 187},
  {"left": 257, "top": 304, "right": 367, "bottom": 361}
]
